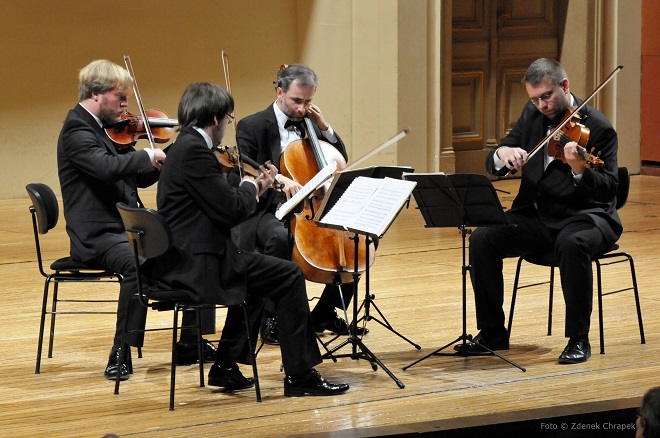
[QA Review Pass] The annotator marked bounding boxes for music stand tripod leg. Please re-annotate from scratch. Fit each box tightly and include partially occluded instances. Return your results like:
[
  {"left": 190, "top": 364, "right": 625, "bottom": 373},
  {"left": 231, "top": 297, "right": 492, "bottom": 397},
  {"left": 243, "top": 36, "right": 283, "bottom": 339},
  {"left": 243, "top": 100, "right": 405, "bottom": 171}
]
[
  {"left": 355, "top": 237, "right": 421, "bottom": 349},
  {"left": 321, "top": 232, "right": 405, "bottom": 388},
  {"left": 403, "top": 225, "right": 525, "bottom": 372},
  {"left": 402, "top": 335, "right": 464, "bottom": 370},
  {"left": 316, "top": 279, "right": 353, "bottom": 350}
]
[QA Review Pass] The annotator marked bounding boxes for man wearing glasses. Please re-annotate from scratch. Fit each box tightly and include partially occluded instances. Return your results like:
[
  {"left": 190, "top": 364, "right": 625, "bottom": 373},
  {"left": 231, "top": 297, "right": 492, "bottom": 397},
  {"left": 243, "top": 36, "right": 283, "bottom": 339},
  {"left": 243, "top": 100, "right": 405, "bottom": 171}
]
[
  {"left": 456, "top": 58, "right": 620, "bottom": 364},
  {"left": 155, "top": 82, "right": 349, "bottom": 396}
]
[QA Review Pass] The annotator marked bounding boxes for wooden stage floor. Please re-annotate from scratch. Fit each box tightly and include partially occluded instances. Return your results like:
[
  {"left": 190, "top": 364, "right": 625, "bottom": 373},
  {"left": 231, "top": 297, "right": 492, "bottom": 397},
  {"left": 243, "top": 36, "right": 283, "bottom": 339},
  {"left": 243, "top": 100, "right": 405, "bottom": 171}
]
[{"left": 1, "top": 175, "right": 658, "bottom": 437}]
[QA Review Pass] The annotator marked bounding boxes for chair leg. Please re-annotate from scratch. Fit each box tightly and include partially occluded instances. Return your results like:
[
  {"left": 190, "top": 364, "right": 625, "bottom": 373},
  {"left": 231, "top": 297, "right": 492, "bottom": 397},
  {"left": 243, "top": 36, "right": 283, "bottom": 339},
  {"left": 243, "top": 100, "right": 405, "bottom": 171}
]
[
  {"left": 196, "top": 307, "right": 205, "bottom": 389},
  {"left": 126, "top": 347, "right": 133, "bottom": 374},
  {"left": 170, "top": 304, "right": 180, "bottom": 411},
  {"left": 624, "top": 254, "right": 646, "bottom": 345},
  {"left": 35, "top": 277, "right": 52, "bottom": 374},
  {"left": 243, "top": 303, "right": 262, "bottom": 402},
  {"left": 48, "top": 280, "right": 60, "bottom": 358},
  {"left": 595, "top": 260, "right": 605, "bottom": 354},
  {"left": 507, "top": 257, "right": 524, "bottom": 336},
  {"left": 548, "top": 266, "right": 554, "bottom": 336}
]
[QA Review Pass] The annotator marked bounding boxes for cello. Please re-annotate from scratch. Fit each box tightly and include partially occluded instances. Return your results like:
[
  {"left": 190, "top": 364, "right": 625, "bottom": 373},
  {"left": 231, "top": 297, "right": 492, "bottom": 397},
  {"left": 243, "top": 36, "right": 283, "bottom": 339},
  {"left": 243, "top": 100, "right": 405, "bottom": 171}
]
[{"left": 280, "top": 117, "right": 375, "bottom": 284}]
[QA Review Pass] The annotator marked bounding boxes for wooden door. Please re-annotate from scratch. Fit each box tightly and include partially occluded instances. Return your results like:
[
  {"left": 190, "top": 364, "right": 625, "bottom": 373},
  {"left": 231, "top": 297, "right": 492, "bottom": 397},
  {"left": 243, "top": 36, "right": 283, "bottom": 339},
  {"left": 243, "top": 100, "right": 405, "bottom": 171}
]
[
  {"left": 641, "top": 0, "right": 660, "bottom": 175},
  {"left": 452, "top": 0, "right": 562, "bottom": 174}
]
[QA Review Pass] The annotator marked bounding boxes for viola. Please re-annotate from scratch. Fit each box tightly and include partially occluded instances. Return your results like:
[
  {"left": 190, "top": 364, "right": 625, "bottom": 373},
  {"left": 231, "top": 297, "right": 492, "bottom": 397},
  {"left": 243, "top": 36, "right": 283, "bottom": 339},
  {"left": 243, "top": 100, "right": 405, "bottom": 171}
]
[
  {"left": 548, "top": 109, "right": 604, "bottom": 169},
  {"left": 104, "top": 109, "right": 178, "bottom": 146}
]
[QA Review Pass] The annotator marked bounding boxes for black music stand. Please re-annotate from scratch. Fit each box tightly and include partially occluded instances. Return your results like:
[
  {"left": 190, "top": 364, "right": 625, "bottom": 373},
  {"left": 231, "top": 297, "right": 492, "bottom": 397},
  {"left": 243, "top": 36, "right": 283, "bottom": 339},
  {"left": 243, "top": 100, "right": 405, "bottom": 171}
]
[
  {"left": 315, "top": 173, "right": 417, "bottom": 388},
  {"left": 315, "top": 166, "right": 421, "bottom": 351},
  {"left": 401, "top": 173, "right": 525, "bottom": 372}
]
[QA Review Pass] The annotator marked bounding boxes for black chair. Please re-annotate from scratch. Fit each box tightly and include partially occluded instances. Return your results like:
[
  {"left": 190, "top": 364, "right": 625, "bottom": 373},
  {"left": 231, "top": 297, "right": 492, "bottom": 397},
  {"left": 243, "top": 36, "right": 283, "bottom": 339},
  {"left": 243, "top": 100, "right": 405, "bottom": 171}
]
[
  {"left": 507, "top": 167, "right": 645, "bottom": 354},
  {"left": 115, "top": 202, "right": 261, "bottom": 410},
  {"left": 26, "top": 183, "right": 127, "bottom": 374}
]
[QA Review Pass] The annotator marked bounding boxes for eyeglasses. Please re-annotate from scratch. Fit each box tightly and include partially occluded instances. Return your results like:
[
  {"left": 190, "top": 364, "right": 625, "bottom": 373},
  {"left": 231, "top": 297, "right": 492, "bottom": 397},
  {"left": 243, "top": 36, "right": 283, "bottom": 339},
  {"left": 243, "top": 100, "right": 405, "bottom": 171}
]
[
  {"left": 226, "top": 113, "right": 235, "bottom": 124},
  {"left": 529, "top": 87, "right": 558, "bottom": 106}
]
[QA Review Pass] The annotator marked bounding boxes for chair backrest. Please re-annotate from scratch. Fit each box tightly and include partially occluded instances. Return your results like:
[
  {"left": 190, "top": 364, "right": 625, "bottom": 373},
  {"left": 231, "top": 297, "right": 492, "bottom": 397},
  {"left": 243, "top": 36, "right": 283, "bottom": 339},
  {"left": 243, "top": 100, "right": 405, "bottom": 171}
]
[
  {"left": 26, "top": 183, "right": 59, "bottom": 234},
  {"left": 615, "top": 167, "right": 630, "bottom": 210},
  {"left": 116, "top": 202, "right": 172, "bottom": 259}
]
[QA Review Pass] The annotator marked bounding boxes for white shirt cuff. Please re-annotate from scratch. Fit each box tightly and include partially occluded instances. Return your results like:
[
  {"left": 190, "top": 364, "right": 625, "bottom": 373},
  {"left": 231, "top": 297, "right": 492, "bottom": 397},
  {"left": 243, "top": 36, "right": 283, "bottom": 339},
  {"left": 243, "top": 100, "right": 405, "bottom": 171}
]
[
  {"left": 144, "top": 148, "right": 155, "bottom": 162},
  {"left": 493, "top": 147, "right": 506, "bottom": 171},
  {"left": 241, "top": 178, "right": 260, "bottom": 201},
  {"left": 322, "top": 125, "right": 337, "bottom": 143}
]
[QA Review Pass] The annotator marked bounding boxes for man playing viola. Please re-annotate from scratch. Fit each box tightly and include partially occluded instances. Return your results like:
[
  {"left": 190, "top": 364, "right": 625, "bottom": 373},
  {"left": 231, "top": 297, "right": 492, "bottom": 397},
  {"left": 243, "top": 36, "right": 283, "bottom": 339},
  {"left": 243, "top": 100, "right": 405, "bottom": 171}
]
[{"left": 458, "top": 58, "right": 621, "bottom": 364}]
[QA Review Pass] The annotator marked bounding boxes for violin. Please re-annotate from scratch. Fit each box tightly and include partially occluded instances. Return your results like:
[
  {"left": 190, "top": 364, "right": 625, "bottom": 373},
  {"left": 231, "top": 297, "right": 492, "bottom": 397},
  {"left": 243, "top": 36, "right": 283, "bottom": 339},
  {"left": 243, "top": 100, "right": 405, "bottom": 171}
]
[
  {"left": 214, "top": 145, "right": 283, "bottom": 191},
  {"left": 548, "top": 109, "right": 604, "bottom": 169},
  {"left": 496, "top": 65, "right": 622, "bottom": 177},
  {"left": 213, "top": 145, "right": 259, "bottom": 177},
  {"left": 104, "top": 109, "right": 178, "bottom": 146}
]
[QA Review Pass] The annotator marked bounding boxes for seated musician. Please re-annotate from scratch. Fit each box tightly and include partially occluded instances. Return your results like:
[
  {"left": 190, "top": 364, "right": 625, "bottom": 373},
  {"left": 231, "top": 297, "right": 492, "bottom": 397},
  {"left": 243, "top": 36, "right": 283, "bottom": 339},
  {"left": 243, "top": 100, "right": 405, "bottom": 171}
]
[
  {"left": 155, "top": 81, "right": 349, "bottom": 396},
  {"left": 233, "top": 64, "right": 368, "bottom": 343},
  {"left": 457, "top": 58, "right": 620, "bottom": 364},
  {"left": 57, "top": 59, "right": 167, "bottom": 381}
]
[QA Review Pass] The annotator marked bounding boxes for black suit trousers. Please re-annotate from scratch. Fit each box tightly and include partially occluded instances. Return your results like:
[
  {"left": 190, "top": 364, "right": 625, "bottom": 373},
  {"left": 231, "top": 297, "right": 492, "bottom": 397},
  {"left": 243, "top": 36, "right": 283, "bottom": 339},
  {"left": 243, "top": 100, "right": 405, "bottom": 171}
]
[
  {"left": 90, "top": 242, "right": 147, "bottom": 348},
  {"left": 469, "top": 209, "right": 610, "bottom": 338},
  {"left": 217, "top": 251, "right": 322, "bottom": 376}
]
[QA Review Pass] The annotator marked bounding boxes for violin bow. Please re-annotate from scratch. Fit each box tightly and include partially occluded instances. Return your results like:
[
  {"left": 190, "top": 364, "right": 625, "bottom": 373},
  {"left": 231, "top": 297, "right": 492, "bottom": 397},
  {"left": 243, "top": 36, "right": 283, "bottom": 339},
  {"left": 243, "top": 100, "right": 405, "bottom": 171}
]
[
  {"left": 221, "top": 49, "right": 238, "bottom": 131},
  {"left": 500, "top": 65, "right": 623, "bottom": 177},
  {"left": 221, "top": 49, "right": 246, "bottom": 179},
  {"left": 123, "top": 55, "right": 156, "bottom": 150},
  {"left": 344, "top": 128, "right": 410, "bottom": 171}
]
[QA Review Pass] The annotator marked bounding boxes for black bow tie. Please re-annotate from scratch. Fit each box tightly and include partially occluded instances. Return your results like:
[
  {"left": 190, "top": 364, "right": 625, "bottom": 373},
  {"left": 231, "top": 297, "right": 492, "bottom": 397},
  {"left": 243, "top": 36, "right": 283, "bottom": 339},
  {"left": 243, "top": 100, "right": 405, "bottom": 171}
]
[{"left": 284, "top": 119, "right": 305, "bottom": 135}]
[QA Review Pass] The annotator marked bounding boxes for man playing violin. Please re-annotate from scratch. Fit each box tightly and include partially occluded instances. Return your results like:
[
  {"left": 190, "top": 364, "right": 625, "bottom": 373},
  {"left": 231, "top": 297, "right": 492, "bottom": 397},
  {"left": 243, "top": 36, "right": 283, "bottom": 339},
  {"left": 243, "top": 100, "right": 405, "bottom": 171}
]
[
  {"left": 155, "top": 82, "right": 349, "bottom": 396},
  {"left": 457, "top": 58, "right": 621, "bottom": 364},
  {"left": 233, "top": 64, "right": 367, "bottom": 344},
  {"left": 57, "top": 59, "right": 167, "bottom": 380}
]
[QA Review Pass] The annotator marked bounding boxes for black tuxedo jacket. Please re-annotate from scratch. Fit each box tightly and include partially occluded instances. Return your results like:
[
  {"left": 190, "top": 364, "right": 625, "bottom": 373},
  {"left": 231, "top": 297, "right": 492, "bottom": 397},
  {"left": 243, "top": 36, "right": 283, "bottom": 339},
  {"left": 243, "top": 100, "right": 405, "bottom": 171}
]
[
  {"left": 57, "top": 104, "right": 159, "bottom": 262},
  {"left": 487, "top": 96, "right": 622, "bottom": 244},
  {"left": 236, "top": 104, "right": 348, "bottom": 171},
  {"left": 233, "top": 104, "right": 348, "bottom": 249},
  {"left": 155, "top": 127, "right": 259, "bottom": 305}
]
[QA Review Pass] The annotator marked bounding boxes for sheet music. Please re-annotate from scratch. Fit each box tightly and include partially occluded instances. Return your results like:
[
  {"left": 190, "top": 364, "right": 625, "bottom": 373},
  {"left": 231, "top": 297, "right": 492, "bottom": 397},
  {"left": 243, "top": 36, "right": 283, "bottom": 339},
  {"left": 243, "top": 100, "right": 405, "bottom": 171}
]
[
  {"left": 275, "top": 161, "right": 338, "bottom": 220},
  {"left": 319, "top": 176, "right": 417, "bottom": 236}
]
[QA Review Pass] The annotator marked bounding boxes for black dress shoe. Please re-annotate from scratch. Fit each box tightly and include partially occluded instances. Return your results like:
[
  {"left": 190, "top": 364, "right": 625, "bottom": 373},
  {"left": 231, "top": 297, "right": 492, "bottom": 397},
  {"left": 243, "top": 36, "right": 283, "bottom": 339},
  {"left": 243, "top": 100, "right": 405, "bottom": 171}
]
[
  {"left": 454, "top": 328, "right": 510, "bottom": 356},
  {"left": 207, "top": 363, "right": 254, "bottom": 390},
  {"left": 175, "top": 339, "right": 217, "bottom": 366},
  {"left": 558, "top": 337, "right": 591, "bottom": 364},
  {"left": 260, "top": 316, "right": 280, "bottom": 346},
  {"left": 284, "top": 368, "right": 349, "bottom": 397},
  {"left": 314, "top": 314, "right": 369, "bottom": 336},
  {"left": 104, "top": 348, "right": 130, "bottom": 381}
]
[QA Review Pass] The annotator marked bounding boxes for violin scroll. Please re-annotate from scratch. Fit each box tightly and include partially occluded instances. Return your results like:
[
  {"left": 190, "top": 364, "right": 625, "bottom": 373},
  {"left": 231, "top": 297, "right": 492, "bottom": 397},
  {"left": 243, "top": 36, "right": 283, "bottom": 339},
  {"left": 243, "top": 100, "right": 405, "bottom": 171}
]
[{"left": 577, "top": 146, "right": 604, "bottom": 169}]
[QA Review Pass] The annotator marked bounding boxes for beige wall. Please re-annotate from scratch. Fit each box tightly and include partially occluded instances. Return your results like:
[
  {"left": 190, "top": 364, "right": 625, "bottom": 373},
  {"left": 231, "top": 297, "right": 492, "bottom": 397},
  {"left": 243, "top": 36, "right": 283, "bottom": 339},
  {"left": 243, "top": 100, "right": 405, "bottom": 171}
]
[
  {"left": 0, "top": 0, "right": 301, "bottom": 199},
  {"left": 560, "top": 0, "right": 641, "bottom": 173},
  {"left": 0, "top": 0, "right": 644, "bottom": 200}
]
